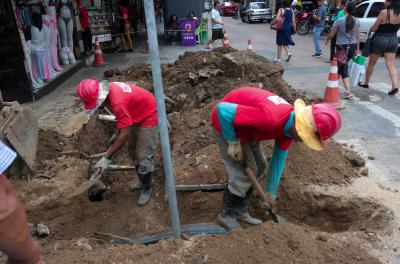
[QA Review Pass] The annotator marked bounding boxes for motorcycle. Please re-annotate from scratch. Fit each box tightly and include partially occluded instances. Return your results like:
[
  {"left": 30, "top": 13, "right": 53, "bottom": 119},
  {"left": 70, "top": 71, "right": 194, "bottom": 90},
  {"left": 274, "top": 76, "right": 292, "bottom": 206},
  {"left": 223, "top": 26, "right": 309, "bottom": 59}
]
[
  {"left": 296, "top": 10, "right": 333, "bottom": 35},
  {"left": 296, "top": 10, "right": 313, "bottom": 35}
]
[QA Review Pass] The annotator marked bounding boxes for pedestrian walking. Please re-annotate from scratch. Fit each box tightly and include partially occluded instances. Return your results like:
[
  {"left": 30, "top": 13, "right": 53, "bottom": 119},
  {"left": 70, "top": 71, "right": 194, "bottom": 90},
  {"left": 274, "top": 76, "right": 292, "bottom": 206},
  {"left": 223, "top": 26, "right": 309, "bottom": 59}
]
[
  {"left": 119, "top": 0, "right": 133, "bottom": 52},
  {"left": 274, "top": 0, "right": 296, "bottom": 63},
  {"left": 212, "top": 87, "right": 341, "bottom": 230},
  {"left": 329, "top": 0, "right": 347, "bottom": 62},
  {"left": 358, "top": 0, "right": 400, "bottom": 96},
  {"left": 326, "top": 2, "right": 360, "bottom": 99},
  {"left": 206, "top": 2, "right": 224, "bottom": 49},
  {"left": 312, "top": 0, "right": 327, "bottom": 57},
  {"left": 78, "top": 0, "right": 92, "bottom": 55}
]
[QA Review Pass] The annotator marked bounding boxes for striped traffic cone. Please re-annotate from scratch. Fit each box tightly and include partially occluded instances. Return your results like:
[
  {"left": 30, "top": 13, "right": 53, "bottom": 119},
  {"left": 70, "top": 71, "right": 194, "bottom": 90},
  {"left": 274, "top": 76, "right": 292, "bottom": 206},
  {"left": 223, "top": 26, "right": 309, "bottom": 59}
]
[
  {"left": 223, "top": 30, "right": 230, "bottom": 48},
  {"left": 247, "top": 39, "right": 253, "bottom": 52},
  {"left": 93, "top": 37, "right": 105, "bottom": 67},
  {"left": 323, "top": 58, "right": 344, "bottom": 109}
]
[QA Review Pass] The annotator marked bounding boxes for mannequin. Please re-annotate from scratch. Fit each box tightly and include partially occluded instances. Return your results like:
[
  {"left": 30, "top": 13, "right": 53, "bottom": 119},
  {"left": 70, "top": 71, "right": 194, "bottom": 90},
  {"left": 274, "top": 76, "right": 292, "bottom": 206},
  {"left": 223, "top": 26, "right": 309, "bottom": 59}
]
[
  {"left": 43, "top": 0, "right": 63, "bottom": 71},
  {"left": 42, "top": 15, "right": 57, "bottom": 76},
  {"left": 58, "top": 0, "right": 76, "bottom": 65},
  {"left": 23, "top": 41, "right": 41, "bottom": 88},
  {"left": 31, "top": 13, "right": 53, "bottom": 81}
]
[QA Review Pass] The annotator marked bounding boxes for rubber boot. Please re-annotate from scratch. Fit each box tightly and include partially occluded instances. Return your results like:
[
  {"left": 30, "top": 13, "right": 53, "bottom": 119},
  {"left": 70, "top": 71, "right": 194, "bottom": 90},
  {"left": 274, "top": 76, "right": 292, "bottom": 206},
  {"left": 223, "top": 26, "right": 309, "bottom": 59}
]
[
  {"left": 138, "top": 172, "right": 152, "bottom": 206},
  {"left": 235, "top": 189, "right": 262, "bottom": 225},
  {"left": 217, "top": 189, "right": 241, "bottom": 230}
]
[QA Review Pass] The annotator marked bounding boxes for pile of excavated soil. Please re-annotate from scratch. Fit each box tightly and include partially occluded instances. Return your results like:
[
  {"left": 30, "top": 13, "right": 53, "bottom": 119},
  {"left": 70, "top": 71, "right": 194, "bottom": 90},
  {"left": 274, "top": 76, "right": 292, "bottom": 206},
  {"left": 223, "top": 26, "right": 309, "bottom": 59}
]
[
  {"left": 12, "top": 48, "right": 393, "bottom": 263},
  {"left": 43, "top": 222, "right": 380, "bottom": 264}
]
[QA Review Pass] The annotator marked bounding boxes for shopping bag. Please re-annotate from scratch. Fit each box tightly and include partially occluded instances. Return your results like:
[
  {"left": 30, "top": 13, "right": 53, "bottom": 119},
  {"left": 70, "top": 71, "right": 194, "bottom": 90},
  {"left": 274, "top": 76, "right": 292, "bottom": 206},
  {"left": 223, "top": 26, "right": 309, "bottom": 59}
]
[{"left": 349, "top": 56, "right": 366, "bottom": 87}]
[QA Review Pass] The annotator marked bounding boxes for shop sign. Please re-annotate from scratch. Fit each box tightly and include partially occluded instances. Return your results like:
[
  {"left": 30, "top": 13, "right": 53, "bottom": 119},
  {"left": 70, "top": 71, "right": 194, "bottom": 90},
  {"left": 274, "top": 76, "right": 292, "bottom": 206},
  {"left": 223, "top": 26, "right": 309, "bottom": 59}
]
[
  {"left": 181, "top": 19, "right": 196, "bottom": 46},
  {"left": 92, "top": 33, "right": 112, "bottom": 44}
]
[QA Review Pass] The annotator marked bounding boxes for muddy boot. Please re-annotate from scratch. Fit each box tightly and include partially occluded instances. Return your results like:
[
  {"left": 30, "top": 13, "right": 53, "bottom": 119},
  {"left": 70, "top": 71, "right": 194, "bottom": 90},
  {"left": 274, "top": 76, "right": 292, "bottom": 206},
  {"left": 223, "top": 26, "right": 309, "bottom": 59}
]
[
  {"left": 235, "top": 189, "right": 262, "bottom": 225},
  {"left": 217, "top": 189, "right": 241, "bottom": 230},
  {"left": 138, "top": 172, "right": 152, "bottom": 206}
]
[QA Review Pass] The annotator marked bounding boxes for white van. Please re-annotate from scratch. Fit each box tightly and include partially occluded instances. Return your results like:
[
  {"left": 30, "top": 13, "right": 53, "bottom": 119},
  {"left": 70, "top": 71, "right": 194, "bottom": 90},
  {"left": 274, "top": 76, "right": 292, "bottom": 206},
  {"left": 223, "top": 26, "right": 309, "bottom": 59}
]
[{"left": 354, "top": 0, "right": 400, "bottom": 46}]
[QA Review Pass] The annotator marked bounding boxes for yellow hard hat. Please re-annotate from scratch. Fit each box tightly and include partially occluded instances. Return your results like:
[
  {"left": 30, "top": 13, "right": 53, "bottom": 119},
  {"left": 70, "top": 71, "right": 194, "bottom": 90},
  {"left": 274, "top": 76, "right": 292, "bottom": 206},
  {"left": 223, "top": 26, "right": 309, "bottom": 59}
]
[{"left": 294, "top": 99, "right": 323, "bottom": 151}]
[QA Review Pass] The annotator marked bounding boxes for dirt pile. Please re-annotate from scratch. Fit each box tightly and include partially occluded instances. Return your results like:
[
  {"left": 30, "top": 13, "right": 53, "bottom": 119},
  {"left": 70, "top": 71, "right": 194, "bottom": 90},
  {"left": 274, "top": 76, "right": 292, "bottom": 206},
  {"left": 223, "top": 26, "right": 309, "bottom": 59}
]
[
  {"left": 43, "top": 222, "right": 381, "bottom": 264},
  {"left": 12, "top": 48, "right": 393, "bottom": 263}
]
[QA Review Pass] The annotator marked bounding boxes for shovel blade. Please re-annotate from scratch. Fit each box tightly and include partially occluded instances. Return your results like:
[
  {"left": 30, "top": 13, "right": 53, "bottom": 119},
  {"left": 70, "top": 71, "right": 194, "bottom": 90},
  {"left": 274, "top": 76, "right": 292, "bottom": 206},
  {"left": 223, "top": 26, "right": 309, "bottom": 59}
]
[{"left": 70, "top": 168, "right": 102, "bottom": 197}]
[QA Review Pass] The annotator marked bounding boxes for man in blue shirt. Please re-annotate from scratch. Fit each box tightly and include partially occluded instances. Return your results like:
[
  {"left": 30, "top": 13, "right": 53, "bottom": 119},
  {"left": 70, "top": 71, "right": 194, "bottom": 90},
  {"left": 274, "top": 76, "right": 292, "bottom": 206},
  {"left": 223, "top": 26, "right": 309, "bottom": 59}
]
[
  {"left": 206, "top": 2, "right": 224, "bottom": 49},
  {"left": 312, "top": 0, "right": 327, "bottom": 57}
]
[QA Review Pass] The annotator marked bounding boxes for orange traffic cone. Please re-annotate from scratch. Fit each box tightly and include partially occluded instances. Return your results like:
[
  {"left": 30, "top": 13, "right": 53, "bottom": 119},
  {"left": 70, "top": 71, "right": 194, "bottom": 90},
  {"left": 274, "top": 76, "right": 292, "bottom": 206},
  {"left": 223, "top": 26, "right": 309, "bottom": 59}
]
[
  {"left": 223, "top": 30, "right": 230, "bottom": 48},
  {"left": 323, "top": 58, "right": 344, "bottom": 109},
  {"left": 93, "top": 37, "right": 105, "bottom": 67},
  {"left": 247, "top": 39, "right": 253, "bottom": 52}
]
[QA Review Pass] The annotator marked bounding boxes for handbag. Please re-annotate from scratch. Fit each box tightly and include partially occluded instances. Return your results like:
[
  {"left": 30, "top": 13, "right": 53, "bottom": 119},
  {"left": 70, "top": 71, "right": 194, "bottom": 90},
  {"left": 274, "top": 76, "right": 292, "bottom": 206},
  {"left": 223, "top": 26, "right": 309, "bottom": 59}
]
[
  {"left": 336, "top": 45, "right": 348, "bottom": 65},
  {"left": 270, "top": 9, "right": 284, "bottom": 30},
  {"left": 362, "top": 31, "right": 374, "bottom": 57}
]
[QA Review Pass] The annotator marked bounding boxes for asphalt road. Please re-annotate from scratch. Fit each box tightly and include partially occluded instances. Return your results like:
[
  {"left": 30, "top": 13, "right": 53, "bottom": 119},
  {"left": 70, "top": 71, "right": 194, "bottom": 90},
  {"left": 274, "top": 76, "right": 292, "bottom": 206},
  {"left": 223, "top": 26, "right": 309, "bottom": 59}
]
[{"left": 222, "top": 17, "right": 400, "bottom": 182}]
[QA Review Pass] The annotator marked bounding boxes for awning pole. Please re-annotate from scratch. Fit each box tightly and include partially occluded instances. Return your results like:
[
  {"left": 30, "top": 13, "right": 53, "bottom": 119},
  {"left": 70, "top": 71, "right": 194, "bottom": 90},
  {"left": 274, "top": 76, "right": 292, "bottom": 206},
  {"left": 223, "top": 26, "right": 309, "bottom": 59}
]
[{"left": 143, "top": 0, "right": 181, "bottom": 239}]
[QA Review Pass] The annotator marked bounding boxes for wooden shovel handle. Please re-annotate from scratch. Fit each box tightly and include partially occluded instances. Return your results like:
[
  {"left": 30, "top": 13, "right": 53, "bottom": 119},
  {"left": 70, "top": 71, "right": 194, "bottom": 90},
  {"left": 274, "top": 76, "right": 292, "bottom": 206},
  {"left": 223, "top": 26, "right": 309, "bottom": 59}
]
[{"left": 244, "top": 167, "right": 268, "bottom": 204}]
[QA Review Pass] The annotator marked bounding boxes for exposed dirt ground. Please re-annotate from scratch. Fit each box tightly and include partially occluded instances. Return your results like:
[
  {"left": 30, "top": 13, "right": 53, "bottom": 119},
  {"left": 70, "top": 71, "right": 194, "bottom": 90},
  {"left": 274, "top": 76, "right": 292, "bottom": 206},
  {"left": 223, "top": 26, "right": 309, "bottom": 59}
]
[{"left": 7, "top": 48, "right": 395, "bottom": 263}]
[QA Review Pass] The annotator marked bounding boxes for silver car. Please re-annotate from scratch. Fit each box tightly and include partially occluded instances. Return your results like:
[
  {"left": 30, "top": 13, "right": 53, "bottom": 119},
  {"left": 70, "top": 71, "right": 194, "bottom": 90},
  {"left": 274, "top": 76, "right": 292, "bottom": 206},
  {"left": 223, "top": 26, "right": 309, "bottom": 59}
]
[{"left": 242, "top": 2, "right": 272, "bottom": 23}]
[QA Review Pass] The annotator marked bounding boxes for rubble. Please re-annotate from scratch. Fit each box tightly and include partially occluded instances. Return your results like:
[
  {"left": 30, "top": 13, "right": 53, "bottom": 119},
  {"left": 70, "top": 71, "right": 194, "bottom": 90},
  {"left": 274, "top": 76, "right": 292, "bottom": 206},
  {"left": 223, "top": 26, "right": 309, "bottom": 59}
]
[
  {"left": 28, "top": 223, "right": 50, "bottom": 237},
  {"left": 344, "top": 151, "right": 366, "bottom": 167}
]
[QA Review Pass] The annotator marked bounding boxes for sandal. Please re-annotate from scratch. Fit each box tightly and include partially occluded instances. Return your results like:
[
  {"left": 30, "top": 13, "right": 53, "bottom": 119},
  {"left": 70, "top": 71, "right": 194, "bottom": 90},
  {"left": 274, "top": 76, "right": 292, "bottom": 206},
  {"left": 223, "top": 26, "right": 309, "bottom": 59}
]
[
  {"left": 388, "top": 88, "right": 399, "bottom": 96},
  {"left": 358, "top": 82, "right": 369, "bottom": 89}
]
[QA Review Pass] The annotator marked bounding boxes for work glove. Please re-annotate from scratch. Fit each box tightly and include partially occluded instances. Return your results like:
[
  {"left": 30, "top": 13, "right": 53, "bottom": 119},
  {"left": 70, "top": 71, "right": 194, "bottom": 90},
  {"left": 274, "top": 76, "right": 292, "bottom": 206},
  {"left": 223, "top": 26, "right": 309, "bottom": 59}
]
[
  {"left": 259, "top": 192, "right": 276, "bottom": 211},
  {"left": 227, "top": 141, "right": 243, "bottom": 163},
  {"left": 93, "top": 156, "right": 111, "bottom": 172}
]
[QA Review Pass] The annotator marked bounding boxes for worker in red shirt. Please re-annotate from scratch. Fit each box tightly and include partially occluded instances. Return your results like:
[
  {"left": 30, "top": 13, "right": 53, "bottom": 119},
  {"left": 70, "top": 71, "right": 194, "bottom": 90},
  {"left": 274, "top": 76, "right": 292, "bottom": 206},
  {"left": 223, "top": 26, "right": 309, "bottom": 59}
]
[
  {"left": 76, "top": 79, "right": 158, "bottom": 205},
  {"left": 78, "top": 0, "right": 92, "bottom": 54},
  {"left": 211, "top": 87, "right": 341, "bottom": 230}
]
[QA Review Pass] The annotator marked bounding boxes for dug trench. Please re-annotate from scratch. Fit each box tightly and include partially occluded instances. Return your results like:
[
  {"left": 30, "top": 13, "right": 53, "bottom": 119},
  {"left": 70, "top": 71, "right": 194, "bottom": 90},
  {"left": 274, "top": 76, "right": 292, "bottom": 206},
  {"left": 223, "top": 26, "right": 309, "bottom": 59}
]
[{"left": 11, "top": 49, "right": 394, "bottom": 263}]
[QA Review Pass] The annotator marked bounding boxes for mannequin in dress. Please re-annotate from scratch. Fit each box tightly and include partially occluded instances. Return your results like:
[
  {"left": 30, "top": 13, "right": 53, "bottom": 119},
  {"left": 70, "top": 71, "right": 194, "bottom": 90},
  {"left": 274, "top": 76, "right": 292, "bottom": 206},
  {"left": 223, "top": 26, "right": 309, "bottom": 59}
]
[
  {"left": 43, "top": 0, "right": 63, "bottom": 71},
  {"left": 58, "top": 0, "right": 76, "bottom": 64},
  {"left": 23, "top": 41, "right": 41, "bottom": 88},
  {"left": 42, "top": 14, "right": 57, "bottom": 75},
  {"left": 31, "top": 13, "right": 53, "bottom": 81}
]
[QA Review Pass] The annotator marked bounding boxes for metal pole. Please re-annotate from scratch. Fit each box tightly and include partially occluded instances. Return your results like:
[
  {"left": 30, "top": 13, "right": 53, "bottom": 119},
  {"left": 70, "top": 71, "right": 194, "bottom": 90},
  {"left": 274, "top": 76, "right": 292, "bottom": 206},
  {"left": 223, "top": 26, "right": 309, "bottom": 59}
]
[{"left": 143, "top": 0, "right": 181, "bottom": 239}]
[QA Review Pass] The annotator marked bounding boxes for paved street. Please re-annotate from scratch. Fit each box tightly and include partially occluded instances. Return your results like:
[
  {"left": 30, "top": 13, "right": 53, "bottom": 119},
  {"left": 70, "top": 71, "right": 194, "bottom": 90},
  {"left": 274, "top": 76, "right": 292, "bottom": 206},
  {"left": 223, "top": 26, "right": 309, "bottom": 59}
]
[{"left": 223, "top": 18, "right": 400, "bottom": 182}]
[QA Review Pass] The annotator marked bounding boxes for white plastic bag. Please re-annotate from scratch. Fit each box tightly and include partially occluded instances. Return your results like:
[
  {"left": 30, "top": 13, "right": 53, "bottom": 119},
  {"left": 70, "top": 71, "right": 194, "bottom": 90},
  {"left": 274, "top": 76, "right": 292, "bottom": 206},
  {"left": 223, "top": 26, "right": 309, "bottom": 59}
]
[{"left": 349, "top": 60, "right": 365, "bottom": 88}]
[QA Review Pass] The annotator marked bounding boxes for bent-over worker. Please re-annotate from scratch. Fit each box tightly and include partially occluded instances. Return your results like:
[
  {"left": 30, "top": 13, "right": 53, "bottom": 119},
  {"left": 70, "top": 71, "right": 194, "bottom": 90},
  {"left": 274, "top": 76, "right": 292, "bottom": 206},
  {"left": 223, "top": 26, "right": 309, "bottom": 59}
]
[
  {"left": 211, "top": 87, "right": 341, "bottom": 229},
  {"left": 76, "top": 80, "right": 158, "bottom": 205}
]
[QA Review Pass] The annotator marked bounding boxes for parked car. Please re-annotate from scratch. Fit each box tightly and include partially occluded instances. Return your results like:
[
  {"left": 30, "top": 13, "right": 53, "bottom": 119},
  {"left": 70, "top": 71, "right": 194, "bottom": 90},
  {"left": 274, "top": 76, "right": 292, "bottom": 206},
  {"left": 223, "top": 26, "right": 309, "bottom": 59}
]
[
  {"left": 218, "top": 1, "right": 238, "bottom": 16},
  {"left": 354, "top": 0, "right": 400, "bottom": 46},
  {"left": 241, "top": 2, "right": 272, "bottom": 23}
]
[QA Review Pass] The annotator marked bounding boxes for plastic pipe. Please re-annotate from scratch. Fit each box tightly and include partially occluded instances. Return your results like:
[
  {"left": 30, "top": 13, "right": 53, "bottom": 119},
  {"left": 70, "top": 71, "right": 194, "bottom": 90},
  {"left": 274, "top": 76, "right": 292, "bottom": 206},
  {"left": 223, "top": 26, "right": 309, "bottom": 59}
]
[
  {"left": 98, "top": 114, "right": 116, "bottom": 121},
  {"left": 143, "top": 0, "right": 181, "bottom": 239}
]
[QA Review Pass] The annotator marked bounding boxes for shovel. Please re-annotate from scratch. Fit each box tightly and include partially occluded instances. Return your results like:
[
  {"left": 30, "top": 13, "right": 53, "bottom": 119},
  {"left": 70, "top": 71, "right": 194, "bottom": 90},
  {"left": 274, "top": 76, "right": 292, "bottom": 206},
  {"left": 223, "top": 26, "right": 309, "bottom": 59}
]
[
  {"left": 244, "top": 167, "right": 284, "bottom": 224},
  {"left": 70, "top": 167, "right": 103, "bottom": 197}
]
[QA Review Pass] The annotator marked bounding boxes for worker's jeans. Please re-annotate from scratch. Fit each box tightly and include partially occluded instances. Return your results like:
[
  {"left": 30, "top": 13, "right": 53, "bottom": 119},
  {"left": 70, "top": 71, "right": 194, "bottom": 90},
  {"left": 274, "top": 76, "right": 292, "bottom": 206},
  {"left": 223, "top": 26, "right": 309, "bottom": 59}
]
[
  {"left": 214, "top": 129, "right": 266, "bottom": 198},
  {"left": 129, "top": 125, "right": 158, "bottom": 175},
  {"left": 313, "top": 26, "right": 323, "bottom": 54}
]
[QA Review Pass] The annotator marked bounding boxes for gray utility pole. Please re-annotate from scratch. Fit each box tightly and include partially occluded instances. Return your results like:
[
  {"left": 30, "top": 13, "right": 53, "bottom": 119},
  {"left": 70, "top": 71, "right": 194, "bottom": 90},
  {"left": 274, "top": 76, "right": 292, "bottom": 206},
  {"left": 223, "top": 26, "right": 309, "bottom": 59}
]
[{"left": 143, "top": 0, "right": 182, "bottom": 239}]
